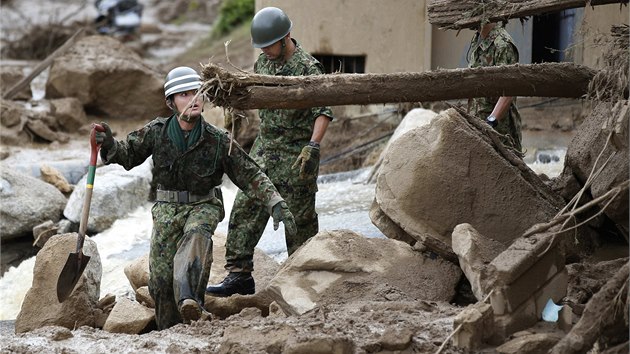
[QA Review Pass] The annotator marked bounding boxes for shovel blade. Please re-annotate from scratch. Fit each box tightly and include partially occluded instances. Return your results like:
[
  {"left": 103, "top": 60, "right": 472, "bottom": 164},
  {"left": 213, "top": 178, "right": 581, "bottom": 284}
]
[{"left": 56, "top": 252, "right": 91, "bottom": 303}]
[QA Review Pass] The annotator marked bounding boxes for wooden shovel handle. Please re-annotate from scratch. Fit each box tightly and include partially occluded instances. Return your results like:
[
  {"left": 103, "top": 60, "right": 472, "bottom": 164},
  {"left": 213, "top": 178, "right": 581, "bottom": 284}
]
[{"left": 75, "top": 124, "right": 103, "bottom": 253}]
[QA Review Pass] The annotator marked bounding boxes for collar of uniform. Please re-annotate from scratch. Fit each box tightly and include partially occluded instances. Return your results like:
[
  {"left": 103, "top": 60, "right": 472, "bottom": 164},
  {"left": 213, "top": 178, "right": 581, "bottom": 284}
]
[
  {"left": 267, "top": 38, "right": 303, "bottom": 74},
  {"left": 478, "top": 25, "right": 502, "bottom": 52}
]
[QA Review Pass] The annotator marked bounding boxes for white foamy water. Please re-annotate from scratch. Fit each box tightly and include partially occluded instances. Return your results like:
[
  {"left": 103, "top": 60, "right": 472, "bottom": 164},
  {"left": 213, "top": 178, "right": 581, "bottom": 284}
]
[{"left": 0, "top": 154, "right": 565, "bottom": 320}]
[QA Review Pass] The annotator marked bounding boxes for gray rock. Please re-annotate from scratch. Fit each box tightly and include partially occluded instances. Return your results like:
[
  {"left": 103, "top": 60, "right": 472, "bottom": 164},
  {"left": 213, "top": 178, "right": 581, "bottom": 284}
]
[
  {"left": 0, "top": 166, "right": 67, "bottom": 240},
  {"left": 63, "top": 160, "right": 152, "bottom": 233},
  {"left": 19, "top": 159, "right": 89, "bottom": 186}
]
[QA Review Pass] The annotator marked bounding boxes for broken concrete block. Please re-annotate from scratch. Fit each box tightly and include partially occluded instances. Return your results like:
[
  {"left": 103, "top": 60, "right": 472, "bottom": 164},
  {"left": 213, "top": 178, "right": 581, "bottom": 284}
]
[
  {"left": 452, "top": 223, "right": 506, "bottom": 300},
  {"left": 453, "top": 302, "right": 494, "bottom": 351},
  {"left": 493, "top": 297, "right": 537, "bottom": 343},
  {"left": 490, "top": 249, "right": 565, "bottom": 315},
  {"left": 493, "top": 268, "right": 568, "bottom": 340},
  {"left": 489, "top": 233, "right": 564, "bottom": 287},
  {"left": 532, "top": 269, "right": 568, "bottom": 319}
]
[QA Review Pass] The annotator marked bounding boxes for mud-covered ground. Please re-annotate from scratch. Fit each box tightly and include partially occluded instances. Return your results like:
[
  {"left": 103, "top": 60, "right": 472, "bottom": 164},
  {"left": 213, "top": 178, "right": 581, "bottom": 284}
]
[{"left": 1, "top": 300, "right": 461, "bottom": 353}]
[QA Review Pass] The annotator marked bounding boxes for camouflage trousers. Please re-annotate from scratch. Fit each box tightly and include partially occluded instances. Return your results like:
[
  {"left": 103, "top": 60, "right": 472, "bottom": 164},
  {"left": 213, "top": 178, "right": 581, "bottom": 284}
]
[
  {"left": 148, "top": 200, "right": 223, "bottom": 330},
  {"left": 224, "top": 183, "right": 318, "bottom": 272}
]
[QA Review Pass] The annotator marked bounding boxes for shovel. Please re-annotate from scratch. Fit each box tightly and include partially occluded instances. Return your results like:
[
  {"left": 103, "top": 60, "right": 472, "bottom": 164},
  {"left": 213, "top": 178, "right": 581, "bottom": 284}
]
[{"left": 56, "top": 123, "right": 104, "bottom": 303}]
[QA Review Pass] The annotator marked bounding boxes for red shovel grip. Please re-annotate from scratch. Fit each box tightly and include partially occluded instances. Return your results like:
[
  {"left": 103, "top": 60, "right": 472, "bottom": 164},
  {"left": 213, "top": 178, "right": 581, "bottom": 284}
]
[{"left": 90, "top": 123, "right": 105, "bottom": 166}]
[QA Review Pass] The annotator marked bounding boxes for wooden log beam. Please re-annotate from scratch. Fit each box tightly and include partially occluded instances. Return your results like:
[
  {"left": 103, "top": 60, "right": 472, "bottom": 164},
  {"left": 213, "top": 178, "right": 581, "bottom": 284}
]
[
  {"left": 201, "top": 62, "right": 596, "bottom": 110},
  {"left": 428, "top": 0, "right": 628, "bottom": 30}
]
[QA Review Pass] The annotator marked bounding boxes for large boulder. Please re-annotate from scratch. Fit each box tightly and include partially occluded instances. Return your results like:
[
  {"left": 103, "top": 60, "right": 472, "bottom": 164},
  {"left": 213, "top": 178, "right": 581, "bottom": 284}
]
[
  {"left": 0, "top": 166, "right": 67, "bottom": 241},
  {"left": 372, "top": 109, "right": 562, "bottom": 260},
  {"left": 63, "top": 160, "right": 152, "bottom": 233},
  {"left": 266, "top": 230, "right": 461, "bottom": 316},
  {"left": 555, "top": 101, "right": 629, "bottom": 234},
  {"left": 368, "top": 108, "right": 438, "bottom": 182},
  {"left": 45, "top": 35, "right": 170, "bottom": 120},
  {"left": 15, "top": 233, "right": 102, "bottom": 333}
]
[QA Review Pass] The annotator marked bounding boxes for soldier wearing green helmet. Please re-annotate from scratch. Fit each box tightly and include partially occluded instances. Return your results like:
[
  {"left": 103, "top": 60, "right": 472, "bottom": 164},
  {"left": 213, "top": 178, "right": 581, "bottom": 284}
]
[
  {"left": 95, "top": 66, "right": 296, "bottom": 329},
  {"left": 207, "top": 7, "right": 334, "bottom": 297}
]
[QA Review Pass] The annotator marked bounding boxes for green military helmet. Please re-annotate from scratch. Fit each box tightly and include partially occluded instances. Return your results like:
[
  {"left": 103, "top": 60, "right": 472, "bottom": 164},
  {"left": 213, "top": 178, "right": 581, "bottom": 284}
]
[
  {"left": 164, "top": 66, "right": 202, "bottom": 98},
  {"left": 251, "top": 7, "right": 293, "bottom": 48}
]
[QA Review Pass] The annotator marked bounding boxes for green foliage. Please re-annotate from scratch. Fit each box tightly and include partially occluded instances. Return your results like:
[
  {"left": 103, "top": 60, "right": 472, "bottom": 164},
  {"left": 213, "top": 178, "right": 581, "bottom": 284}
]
[{"left": 213, "top": 0, "right": 255, "bottom": 37}]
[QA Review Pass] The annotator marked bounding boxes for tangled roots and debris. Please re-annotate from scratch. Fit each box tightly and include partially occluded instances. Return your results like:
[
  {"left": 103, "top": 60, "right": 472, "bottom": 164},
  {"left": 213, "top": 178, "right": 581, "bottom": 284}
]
[{"left": 587, "top": 24, "right": 629, "bottom": 103}]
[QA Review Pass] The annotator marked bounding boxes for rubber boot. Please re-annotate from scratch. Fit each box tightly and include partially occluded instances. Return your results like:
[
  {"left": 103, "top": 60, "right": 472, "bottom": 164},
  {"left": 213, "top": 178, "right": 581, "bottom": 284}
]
[
  {"left": 205, "top": 272, "right": 255, "bottom": 297},
  {"left": 178, "top": 298, "right": 202, "bottom": 324}
]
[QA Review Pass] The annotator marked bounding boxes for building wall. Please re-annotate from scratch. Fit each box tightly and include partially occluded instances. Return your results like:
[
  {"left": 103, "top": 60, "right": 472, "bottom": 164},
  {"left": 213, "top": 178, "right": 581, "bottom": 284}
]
[
  {"left": 255, "top": 0, "right": 429, "bottom": 73},
  {"left": 572, "top": 4, "right": 629, "bottom": 69},
  {"left": 254, "top": 1, "right": 626, "bottom": 72}
]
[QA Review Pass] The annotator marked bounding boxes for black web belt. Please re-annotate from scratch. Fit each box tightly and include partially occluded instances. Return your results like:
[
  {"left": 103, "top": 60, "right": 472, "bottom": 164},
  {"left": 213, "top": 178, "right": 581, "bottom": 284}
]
[{"left": 155, "top": 188, "right": 218, "bottom": 203}]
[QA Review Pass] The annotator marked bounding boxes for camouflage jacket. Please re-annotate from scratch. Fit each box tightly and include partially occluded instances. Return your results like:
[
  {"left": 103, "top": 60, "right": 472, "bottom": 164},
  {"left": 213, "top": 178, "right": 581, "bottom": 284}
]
[
  {"left": 102, "top": 115, "right": 283, "bottom": 210},
  {"left": 468, "top": 25, "right": 519, "bottom": 116},
  {"left": 252, "top": 39, "right": 333, "bottom": 180}
]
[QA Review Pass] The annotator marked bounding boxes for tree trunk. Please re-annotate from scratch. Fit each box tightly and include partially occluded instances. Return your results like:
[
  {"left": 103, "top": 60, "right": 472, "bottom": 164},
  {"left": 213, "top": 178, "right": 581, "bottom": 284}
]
[
  {"left": 550, "top": 262, "right": 629, "bottom": 354},
  {"left": 428, "top": 0, "right": 628, "bottom": 30},
  {"left": 201, "top": 62, "right": 596, "bottom": 110}
]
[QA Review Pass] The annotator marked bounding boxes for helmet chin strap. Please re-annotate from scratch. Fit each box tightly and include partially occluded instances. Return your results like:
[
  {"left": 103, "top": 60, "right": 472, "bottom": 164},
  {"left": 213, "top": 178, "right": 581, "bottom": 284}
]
[
  {"left": 168, "top": 97, "right": 201, "bottom": 123},
  {"left": 270, "top": 37, "right": 287, "bottom": 63}
]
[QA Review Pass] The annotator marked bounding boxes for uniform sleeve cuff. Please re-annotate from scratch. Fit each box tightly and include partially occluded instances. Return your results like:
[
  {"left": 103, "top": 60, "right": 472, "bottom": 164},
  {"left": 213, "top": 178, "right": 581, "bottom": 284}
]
[
  {"left": 267, "top": 195, "right": 285, "bottom": 214},
  {"left": 101, "top": 144, "right": 118, "bottom": 164}
]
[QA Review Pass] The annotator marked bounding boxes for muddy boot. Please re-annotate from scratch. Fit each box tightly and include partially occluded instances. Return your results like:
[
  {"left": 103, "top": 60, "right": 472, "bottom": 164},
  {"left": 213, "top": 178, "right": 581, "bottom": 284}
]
[
  {"left": 178, "top": 298, "right": 202, "bottom": 324},
  {"left": 205, "top": 272, "right": 255, "bottom": 297}
]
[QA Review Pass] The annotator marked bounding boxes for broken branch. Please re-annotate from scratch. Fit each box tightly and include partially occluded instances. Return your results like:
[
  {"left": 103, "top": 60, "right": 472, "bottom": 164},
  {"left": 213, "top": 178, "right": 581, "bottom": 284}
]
[{"left": 523, "top": 179, "right": 630, "bottom": 237}]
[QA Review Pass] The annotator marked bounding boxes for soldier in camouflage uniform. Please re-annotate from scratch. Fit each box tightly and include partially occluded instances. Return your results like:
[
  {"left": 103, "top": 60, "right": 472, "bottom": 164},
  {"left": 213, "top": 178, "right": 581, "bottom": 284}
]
[
  {"left": 468, "top": 22, "right": 522, "bottom": 152},
  {"left": 206, "top": 7, "right": 334, "bottom": 297},
  {"left": 95, "top": 66, "right": 296, "bottom": 330}
]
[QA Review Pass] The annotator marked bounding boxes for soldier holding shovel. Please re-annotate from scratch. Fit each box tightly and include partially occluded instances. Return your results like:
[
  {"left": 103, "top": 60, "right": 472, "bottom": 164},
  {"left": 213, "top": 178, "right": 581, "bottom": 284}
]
[{"left": 95, "top": 66, "right": 296, "bottom": 329}]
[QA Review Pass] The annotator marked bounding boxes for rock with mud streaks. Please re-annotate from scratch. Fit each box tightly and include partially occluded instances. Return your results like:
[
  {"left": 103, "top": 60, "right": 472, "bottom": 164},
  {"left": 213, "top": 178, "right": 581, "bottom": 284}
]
[
  {"left": 373, "top": 108, "right": 561, "bottom": 259},
  {"left": 15, "top": 233, "right": 101, "bottom": 333},
  {"left": 45, "top": 35, "right": 170, "bottom": 119},
  {"left": 266, "top": 229, "right": 461, "bottom": 316}
]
